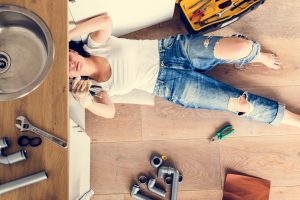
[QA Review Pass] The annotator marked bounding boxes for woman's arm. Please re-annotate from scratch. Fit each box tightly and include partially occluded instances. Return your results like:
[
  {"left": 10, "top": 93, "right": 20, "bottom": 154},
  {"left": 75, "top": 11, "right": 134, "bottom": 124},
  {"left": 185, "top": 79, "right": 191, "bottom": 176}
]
[
  {"left": 69, "top": 14, "right": 112, "bottom": 44},
  {"left": 71, "top": 78, "right": 115, "bottom": 118},
  {"left": 86, "top": 91, "right": 115, "bottom": 119}
]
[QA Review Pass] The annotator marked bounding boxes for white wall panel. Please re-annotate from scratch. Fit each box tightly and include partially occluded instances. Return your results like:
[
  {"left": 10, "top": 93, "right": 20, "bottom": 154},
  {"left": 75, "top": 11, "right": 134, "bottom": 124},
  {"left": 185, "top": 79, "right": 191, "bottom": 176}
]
[{"left": 69, "top": 0, "right": 176, "bottom": 36}]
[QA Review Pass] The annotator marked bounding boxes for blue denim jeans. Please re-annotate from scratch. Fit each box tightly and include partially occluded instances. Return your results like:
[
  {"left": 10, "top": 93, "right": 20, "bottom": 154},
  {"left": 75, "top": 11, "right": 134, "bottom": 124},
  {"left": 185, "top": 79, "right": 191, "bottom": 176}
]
[{"left": 153, "top": 34, "right": 285, "bottom": 125}]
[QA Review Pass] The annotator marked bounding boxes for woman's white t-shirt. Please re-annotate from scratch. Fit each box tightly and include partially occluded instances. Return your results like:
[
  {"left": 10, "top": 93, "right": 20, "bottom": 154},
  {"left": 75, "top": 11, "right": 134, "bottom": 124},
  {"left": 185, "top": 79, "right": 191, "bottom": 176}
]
[{"left": 83, "top": 35, "right": 160, "bottom": 96}]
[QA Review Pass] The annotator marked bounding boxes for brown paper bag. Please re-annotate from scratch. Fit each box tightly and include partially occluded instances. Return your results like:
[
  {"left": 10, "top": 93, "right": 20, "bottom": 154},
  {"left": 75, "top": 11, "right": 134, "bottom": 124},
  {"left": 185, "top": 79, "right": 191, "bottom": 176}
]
[{"left": 223, "top": 174, "right": 271, "bottom": 200}]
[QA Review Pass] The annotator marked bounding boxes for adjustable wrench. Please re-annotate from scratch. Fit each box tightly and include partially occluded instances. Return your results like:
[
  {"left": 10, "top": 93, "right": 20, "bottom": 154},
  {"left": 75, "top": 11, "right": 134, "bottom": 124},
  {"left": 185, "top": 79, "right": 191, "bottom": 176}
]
[
  {"left": 217, "top": 1, "right": 235, "bottom": 17},
  {"left": 16, "top": 116, "right": 67, "bottom": 148}
]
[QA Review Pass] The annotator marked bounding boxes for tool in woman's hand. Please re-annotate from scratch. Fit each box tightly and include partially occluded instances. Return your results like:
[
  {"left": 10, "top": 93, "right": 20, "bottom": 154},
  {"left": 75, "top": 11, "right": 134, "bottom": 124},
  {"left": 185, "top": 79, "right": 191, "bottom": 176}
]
[
  {"left": 210, "top": 125, "right": 235, "bottom": 142},
  {"left": 89, "top": 85, "right": 102, "bottom": 96},
  {"left": 69, "top": 77, "right": 102, "bottom": 96},
  {"left": 16, "top": 116, "right": 68, "bottom": 148}
]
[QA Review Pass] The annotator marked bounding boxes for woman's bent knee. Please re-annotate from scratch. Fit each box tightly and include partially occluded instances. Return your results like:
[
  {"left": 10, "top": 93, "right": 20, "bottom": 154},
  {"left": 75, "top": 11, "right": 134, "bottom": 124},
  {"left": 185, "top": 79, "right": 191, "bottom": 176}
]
[
  {"left": 214, "top": 37, "right": 254, "bottom": 61},
  {"left": 228, "top": 92, "right": 254, "bottom": 116}
]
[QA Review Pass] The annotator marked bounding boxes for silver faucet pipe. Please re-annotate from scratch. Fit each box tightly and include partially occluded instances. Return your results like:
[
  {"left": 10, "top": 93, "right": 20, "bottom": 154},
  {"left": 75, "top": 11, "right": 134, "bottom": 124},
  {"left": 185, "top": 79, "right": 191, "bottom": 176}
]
[
  {"left": 130, "top": 185, "right": 153, "bottom": 200},
  {"left": 0, "top": 137, "right": 27, "bottom": 165},
  {"left": 158, "top": 166, "right": 180, "bottom": 200},
  {"left": 171, "top": 170, "right": 180, "bottom": 200},
  {"left": 0, "top": 137, "right": 8, "bottom": 149},
  {"left": 150, "top": 156, "right": 163, "bottom": 168},
  {"left": 147, "top": 178, "right": 166, "bottom": 198},
  {"left": 0, "top": 171, "right": 48, "bottom": 195}
]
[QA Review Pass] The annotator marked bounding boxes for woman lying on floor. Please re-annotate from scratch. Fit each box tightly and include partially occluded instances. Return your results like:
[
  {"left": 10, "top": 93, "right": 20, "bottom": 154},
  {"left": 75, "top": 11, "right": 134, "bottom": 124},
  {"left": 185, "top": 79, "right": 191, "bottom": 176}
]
[{"left": 68, "top": 14, "right": 300, "bottom": 128}]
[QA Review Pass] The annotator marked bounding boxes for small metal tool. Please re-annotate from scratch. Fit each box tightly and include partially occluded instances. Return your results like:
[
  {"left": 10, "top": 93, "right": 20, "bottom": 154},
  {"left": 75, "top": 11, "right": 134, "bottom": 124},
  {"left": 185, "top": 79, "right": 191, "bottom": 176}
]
[
  {"left": 187, "top": 0, "right": 207, "bottom": 10},
  {"left": 216, "top": 1, "right": 235, "bottom": 17},
  {"left": 210, "top": 124, "right": 235, "bottom": 142},
  {"left": 190, "top": 0, "right": 211, "bottom": 21},
  {"left": 199, "top": 0, "right": 235, "bottom": 25},
  {"left": 231, "top": 0, "right": 252, "bottom": 11},
  {"left": 16, "top": 116, "right": 67, "bottom": 148}
]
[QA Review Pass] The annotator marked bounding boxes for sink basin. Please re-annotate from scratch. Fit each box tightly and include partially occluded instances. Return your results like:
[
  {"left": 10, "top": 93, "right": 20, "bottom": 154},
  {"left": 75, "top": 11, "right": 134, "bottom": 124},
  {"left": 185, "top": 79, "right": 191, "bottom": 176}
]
[{"left": 0, "top": 5, "right": 54, "bottom": 101}]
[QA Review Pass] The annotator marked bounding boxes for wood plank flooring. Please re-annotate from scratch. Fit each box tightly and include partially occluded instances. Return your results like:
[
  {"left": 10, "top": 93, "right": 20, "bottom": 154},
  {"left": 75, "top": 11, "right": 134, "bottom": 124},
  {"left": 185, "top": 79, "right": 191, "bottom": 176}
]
[{"left": 87, "top": 1, "right": 300, "bottom": 199}]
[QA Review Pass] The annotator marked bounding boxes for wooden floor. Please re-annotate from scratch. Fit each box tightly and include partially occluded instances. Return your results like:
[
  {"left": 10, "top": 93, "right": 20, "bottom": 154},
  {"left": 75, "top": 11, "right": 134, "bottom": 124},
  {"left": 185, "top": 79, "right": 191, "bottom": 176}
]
[{"left": 87, "top": 1, "right": 300, "bottom": 199}]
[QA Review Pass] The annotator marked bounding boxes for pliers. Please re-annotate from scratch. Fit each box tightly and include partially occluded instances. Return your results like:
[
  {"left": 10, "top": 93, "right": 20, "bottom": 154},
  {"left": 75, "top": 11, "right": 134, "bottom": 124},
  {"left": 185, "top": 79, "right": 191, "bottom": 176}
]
[{"left": 210, "top": 125, "right": 235, "bottom": 142}]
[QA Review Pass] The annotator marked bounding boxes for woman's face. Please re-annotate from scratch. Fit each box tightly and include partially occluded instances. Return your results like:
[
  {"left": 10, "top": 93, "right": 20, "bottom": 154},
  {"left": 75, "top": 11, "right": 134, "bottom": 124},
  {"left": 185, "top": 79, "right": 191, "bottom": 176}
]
[{"left": 69, "top": 50, "right": 86, "bottom": 77}]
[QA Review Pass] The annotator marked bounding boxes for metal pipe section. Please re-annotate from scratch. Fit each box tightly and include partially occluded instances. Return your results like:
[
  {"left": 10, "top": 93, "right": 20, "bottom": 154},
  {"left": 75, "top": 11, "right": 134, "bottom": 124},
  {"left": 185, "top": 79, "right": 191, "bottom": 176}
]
[
  {"left": 138, "top": 175, "right": 148, "bottom": 185},
  {"left": 158, "top": 166, "right": 180, "bottom": 200},
  {"left": 147, "top": 178, "right": 166, "bottom": 198},
  {"left": 130, "top": 185, "right": 153, "bottom": 200},
  {"left": 0, "top": 137, "right": 27, "bottom": 165},
  {"left": 0, "top": 171, "right": 48, "bottom": 195},
  {"left": 150, "top": 156, "right": 163, "bottom": 168},
  {"left": 165, "top": 174, "right": 183, "bottom": 185}
]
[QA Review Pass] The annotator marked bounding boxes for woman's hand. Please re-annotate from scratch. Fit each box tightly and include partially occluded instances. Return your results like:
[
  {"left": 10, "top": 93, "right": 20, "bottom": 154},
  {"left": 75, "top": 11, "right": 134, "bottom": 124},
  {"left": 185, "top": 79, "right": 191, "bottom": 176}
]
[{"left": 71, "top": 77, "right": 94, "bottom": 108}]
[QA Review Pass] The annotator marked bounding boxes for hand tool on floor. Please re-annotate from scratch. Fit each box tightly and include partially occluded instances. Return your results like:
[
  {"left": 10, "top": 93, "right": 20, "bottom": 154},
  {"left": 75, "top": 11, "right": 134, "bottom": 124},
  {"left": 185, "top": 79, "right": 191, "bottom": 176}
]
[
  {"left": 186, "top": 0, "right": 208, "bottom": 10},
  {"left": 190, "top": 0, "right": 211, "bottom": 22},
  {"left": 16, "top": 116, "right": 68, "bottom": 148},
  {"left": 217, "top": 1, "right": 235, "bottom": 16},
  {"left": 210, "top": 124, "right": 235, "bottom": 142},
  {"left": 202, "top": 1, "right": 234, "bottom": 21},
  {"left": 198, "top": 0, "right": 236, "bottom": 26},
  {"left": 17, "top": 135, "right": 42, "bottom": 147},
  {"left": 231, "top": 0, "right": 252, "bottom": 11}
]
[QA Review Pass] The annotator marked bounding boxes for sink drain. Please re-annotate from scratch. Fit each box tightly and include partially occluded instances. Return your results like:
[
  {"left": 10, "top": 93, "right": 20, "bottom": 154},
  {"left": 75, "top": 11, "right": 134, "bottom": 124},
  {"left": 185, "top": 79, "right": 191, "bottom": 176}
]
[{"left": 0, "top": 51, "right": 11, "bottom": 74}]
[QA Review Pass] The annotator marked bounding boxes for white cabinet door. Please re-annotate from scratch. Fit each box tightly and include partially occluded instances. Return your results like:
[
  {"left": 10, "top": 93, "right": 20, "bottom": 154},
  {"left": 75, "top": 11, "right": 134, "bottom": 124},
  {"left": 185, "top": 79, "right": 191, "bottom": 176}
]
[
  {"left": 68, "top": 0, "right": 176, "bottom": 36},
  {"left": 69, "top": 118, "right": 91, "bottom": 200}
]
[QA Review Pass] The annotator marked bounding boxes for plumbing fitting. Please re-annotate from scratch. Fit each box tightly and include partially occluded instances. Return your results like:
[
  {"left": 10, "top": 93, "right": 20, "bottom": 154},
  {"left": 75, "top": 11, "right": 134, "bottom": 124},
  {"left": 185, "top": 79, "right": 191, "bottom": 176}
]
[
  {"left": 0, "top": 137, "right": 27, "bottom": 165},
  {"left": 130, "top": 184, "right": 153, "bottom": 200},
  {"left": 165, "top": 174, "right": 183, "bottom": 185},
  {"left": 150, "top": 155, "right": 163, "bottom": 168},
  {"left": 158, "top": 166, "right": 180, "bottom": 200},
  {"left": 0, "top": 171, "right": 48, "bottom": 195},
  {"left": 138, "top": 175, "right": 148, "bottom": 185},
  {"left": 147, "top": 178, "right": 166, "bottom": 198}
]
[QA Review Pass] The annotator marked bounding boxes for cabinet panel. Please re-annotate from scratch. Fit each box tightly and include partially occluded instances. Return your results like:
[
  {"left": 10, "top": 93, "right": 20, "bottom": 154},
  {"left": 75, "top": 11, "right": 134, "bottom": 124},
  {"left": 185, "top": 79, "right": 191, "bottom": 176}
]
[
  {"left": 69, "top": 0, "right": 176, "bottom": 36},
  {"left": 69, "top": 119, "right": 91, "bottom": 200}
]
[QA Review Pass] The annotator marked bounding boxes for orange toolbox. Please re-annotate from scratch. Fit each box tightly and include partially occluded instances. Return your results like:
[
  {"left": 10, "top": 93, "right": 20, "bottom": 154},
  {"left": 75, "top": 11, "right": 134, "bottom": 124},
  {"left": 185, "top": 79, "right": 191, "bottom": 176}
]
[{"left": 179, "top": 0, "right": 265, "bottom": 33}]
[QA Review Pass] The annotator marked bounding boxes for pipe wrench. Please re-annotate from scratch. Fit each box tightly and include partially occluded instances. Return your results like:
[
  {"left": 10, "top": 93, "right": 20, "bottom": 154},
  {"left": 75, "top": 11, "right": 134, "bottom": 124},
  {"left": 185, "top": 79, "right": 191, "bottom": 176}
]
[{"left": 16, "top": 116, "right": 68, "bottom": 148}]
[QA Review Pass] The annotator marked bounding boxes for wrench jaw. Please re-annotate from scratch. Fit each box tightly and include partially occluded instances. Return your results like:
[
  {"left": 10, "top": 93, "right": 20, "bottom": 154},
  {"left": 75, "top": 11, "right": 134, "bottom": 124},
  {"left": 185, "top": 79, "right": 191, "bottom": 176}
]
[
  {"left": 15, "top": 116, "right": 31, "bottom": 132},
  {"left": 15, "top": 122, "right": 23, "bottom": 131}
]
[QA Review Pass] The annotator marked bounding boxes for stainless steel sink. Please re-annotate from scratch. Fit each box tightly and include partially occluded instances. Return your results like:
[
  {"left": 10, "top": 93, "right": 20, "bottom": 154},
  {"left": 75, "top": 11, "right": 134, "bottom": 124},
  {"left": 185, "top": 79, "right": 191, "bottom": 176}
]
[{"left": 0, "top": 5, "right": 54, "bottom": 101}]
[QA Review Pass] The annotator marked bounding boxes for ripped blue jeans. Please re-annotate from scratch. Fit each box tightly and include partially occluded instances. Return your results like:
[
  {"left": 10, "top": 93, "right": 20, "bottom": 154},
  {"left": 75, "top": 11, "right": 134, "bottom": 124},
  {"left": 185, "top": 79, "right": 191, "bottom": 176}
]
[{"left": 153, "top": 34, "right": 285, "bottom": 125}]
